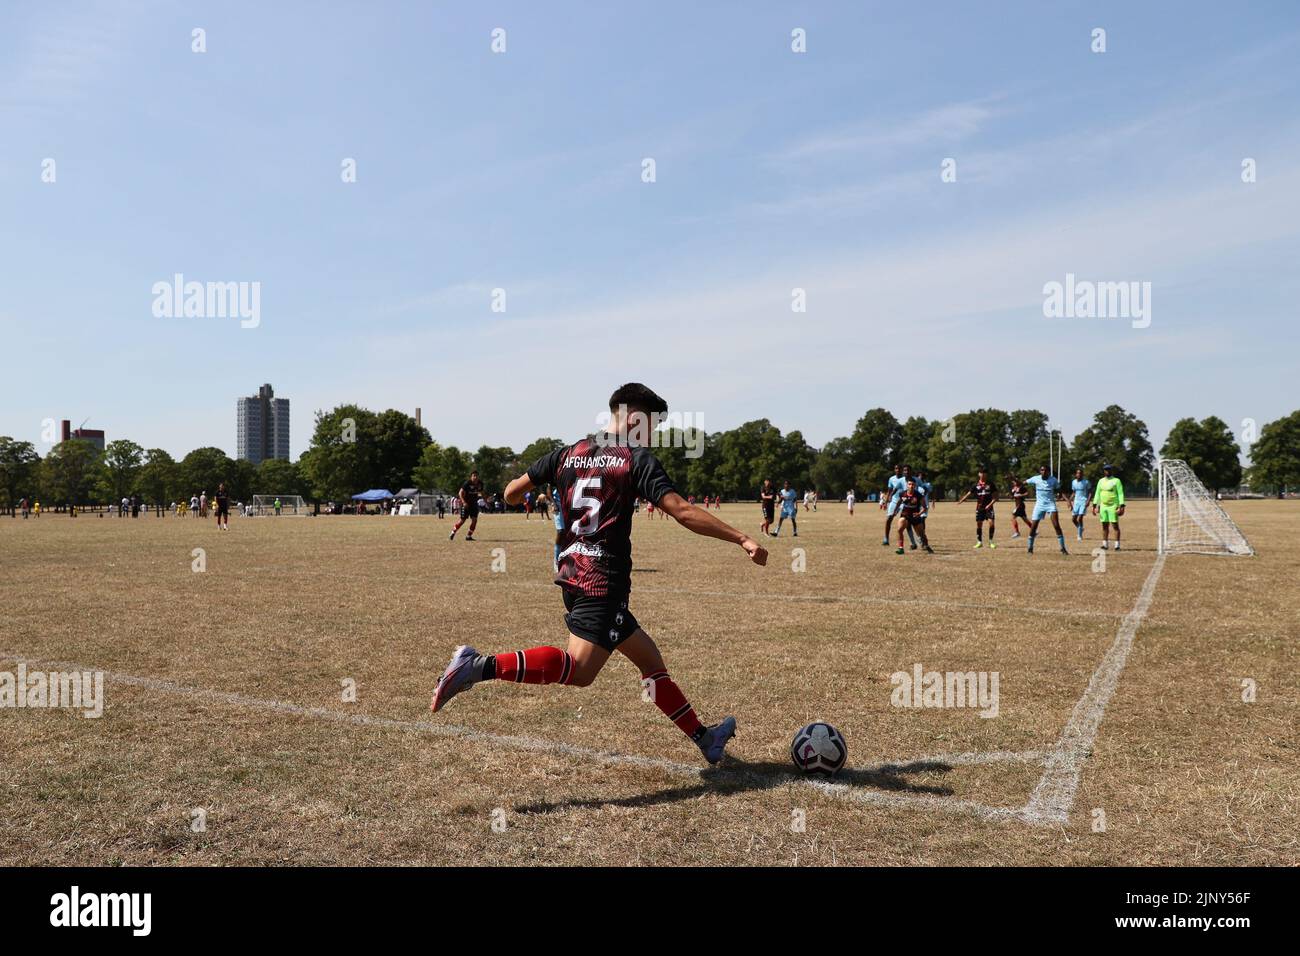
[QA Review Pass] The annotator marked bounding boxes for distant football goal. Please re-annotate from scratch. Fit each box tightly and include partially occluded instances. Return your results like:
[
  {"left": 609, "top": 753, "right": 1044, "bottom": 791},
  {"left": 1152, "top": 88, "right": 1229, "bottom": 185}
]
[
  {"left": 1156, "top": 459, "right": 1253, "bottom": 556},
  {"left": 251, "top": 494, "right": 309, "bottom": 516}
]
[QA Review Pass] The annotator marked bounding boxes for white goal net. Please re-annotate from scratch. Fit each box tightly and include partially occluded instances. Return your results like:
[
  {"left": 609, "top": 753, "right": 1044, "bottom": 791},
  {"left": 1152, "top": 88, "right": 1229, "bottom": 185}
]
[
  {"left": 250, "top": 494, "right": 309, "bottom": 516},
  {"left": 1157, "top": 459, "right": 1253, "bottom": 556}
]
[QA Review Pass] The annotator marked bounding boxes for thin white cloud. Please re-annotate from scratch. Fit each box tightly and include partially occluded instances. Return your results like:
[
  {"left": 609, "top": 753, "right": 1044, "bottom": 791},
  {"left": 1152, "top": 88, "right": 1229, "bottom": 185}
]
[
  {"left": 773, "top": 100, "right": 1001, "bottom": 164},
  {"left": 353, "top": 155, "right": 1300, "bottom": 450}
]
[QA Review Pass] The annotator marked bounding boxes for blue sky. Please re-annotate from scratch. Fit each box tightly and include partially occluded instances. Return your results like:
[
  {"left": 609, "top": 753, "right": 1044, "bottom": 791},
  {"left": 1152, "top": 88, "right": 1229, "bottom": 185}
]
[{"left": 3, "top": 1, "right": 1298, "bottom": 461}]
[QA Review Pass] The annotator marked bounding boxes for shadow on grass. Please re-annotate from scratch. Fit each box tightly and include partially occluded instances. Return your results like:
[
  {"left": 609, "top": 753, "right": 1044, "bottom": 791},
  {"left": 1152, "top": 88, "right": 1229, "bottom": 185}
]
[{"left": 513, "top": 757, "right": 955, "bottom": 814}]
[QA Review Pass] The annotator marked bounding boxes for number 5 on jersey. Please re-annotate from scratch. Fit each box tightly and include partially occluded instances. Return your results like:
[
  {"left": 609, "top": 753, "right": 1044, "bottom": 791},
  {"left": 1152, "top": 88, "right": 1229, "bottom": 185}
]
[{"left": 571, "top": 477, "right": 602, "bottom": 535}]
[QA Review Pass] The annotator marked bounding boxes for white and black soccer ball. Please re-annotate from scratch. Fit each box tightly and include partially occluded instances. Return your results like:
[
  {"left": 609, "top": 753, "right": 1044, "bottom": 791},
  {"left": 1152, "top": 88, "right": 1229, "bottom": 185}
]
[{"left": 790, "top": 722, "right": 847, "bottom": 777}]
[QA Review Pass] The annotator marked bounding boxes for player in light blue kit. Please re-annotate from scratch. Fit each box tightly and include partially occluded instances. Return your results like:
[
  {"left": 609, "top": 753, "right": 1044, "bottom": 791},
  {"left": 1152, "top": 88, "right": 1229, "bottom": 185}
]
[
  {"left": 880, "top": 463, "right": 910, "bottom": 546},
  {"left": 1025, "top": 464, "right": 1069, "bottom": 555},
  {"left": 774, "top": 479, "right": 799, "bottom": 537},
  {"left": 1069, "top": 467, "right": 1091, "bottom": 542}
]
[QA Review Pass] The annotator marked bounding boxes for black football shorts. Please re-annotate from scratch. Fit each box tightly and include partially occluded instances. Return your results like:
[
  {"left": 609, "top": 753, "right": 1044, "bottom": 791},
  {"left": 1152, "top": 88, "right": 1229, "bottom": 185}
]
[
  {"left": 563, "top": 590, "right": 641, "bottom": 651},
  {"left": 975, "top": 506, "right": 994, "bottom": 521}
]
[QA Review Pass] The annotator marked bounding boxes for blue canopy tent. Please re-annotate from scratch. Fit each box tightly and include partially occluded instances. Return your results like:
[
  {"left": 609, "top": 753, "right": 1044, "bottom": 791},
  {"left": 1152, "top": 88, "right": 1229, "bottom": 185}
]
[{"left": 351, "top": 489, "right": 394, "bottom": 502}]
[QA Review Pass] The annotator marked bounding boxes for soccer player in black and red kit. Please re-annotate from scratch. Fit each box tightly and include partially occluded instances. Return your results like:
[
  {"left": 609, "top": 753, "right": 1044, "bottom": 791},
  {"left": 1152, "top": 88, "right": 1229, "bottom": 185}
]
[
  {"left": 893, "top": 477, "right": 934, "bottom": 554},
  {"left": 430, "top": 384, "right": 769, "bottom": 763},
  {"left": 449, "top": 471, "right": 484, "bottom": 541},
  {"left": 957, "top": 468, "right": 999, "bottom": 549}
]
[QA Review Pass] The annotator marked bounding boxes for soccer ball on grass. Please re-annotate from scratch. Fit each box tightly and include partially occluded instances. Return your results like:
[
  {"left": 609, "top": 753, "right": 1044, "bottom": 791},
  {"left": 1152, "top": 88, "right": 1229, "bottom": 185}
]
[{"left": 790, "top": 722, "right": 847, "bottom": 776}]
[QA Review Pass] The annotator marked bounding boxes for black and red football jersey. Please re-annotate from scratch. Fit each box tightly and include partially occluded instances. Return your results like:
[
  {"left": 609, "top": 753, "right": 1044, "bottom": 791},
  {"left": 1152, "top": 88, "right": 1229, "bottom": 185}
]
[
  {"left": 527, "top": 437, "right": 676, "bottom": 597},
  {"left": 898, "top": 489, "right": 926, "bottom": 515},
  {"left": 970, "top": 480, "right": 996, "bottom": 509}
]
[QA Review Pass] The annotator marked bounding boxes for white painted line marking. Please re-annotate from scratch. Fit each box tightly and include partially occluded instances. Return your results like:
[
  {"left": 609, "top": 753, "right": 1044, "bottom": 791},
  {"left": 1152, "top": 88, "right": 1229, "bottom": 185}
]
[
  {"left": 1, "top": 549, "right": 1161, "bottom": 831},
  {"left": 0, "top": 652, "right": 1039, "bottom": 823},
  {"left": 1021, "top": 553, "right": 1167, "bottom": 824}
]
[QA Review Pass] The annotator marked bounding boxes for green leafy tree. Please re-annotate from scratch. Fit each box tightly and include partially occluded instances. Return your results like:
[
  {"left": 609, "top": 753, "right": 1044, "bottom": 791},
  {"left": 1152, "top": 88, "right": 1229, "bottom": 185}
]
[
  {"left": 1007, "top": 410, "right": 1053, "bottom": 476},
  {"left": 228, "top": 458, "right": 257, "bottom": 501},
  {"left": 178, "top": 447, "right": 234, "bottom": 499},
  {"left": 1248, "top": 410, "right": 1300, "bottom": 493},
  {"left": 714, "top": 420, "right": 789, "bottom": 498},
  {"left": 849, "top": 408, "right": 903, "bottom": 493},
  {"left": 137, "top": 448, "right": 178, "bottom": 508},
  {"left": 256, "top": 457, "right": 306, "bottom": 497},
  {"left": 413, "top": 443, "right": 475, "bottom": 494},
  {"left": 1071, "top": 405, "right": 1155, "bottom": 492},
  {"left": 373, "top": 409, "right": 431, "bottom": 491},
  {"left": 682, "top": 430, "right": 722, "bottom": 498},
  {"left": 810, "top": 436, "right": 856, "bottom": 498},
  {"left": 926, "top": 408, "right": 1013, "bottom": 491},
  {"left": 1160, "top": 416, "right": 1242, "bottom": 491},
  {"left": 775, "top": 429, "right": 816, "bottom": 491},
  {"left": 471, "top": 445, "right": 516, "bottom": 493},
  {"left": 302, "top": 404, "right": 380, "bottom": 499},
  {"left": 898, "top": 417, "right": 935, "bottom": 475},
  {"left": 0, "top": 437, "right": 41, "bottom": 514},
  {"left": 41, "top": 439, "right": 104, "bottom": 508},
  {"left": 101, "top": 439, "right": 146, "bottom": 503},
  {"left": 518, "top": 437, "right": 566, "bottom": 467}
]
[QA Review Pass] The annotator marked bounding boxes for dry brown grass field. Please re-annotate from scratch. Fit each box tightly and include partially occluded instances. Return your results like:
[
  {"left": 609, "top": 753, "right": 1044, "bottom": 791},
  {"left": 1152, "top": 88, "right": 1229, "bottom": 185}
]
[{"left": 1, "top": 499, "right": 1295, "bottom": 866}]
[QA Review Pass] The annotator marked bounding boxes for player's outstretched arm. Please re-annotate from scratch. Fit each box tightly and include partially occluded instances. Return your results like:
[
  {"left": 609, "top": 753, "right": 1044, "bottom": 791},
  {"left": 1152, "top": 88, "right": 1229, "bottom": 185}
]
[
  {"left": 503, "top": 473, "right": 534, "bottom": 506},
  {"left": 658, "top": 491, "right": 768, "bottom": 565}
]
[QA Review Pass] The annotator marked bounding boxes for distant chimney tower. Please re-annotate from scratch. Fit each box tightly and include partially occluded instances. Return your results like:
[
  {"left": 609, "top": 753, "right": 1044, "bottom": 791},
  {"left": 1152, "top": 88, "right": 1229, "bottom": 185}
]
[{"left": 415, "top": 407, "right": 422, "bottom": 427}]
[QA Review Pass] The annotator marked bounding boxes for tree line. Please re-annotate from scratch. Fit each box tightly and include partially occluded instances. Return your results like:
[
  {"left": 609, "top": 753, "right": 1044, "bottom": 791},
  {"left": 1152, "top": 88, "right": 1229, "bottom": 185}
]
[{"left": 3, "top": 404, "right": 1298, "bottom": 512}]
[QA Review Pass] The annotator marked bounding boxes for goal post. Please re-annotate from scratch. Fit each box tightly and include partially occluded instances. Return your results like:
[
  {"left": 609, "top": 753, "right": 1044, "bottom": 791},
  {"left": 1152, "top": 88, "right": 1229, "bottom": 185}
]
[
  {"left": 1156, "top": 459, "right": 1253, "bottom": 556},
  {"left": 250, "top": 494, "right": 309, "bottom": 516}
]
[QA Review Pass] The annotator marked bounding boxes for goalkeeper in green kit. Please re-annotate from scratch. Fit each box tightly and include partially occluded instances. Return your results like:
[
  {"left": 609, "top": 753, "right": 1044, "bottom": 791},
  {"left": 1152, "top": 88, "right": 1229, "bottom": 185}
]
[{"left": 1091, "top": 464, "right": 1125, "bottom": 551}]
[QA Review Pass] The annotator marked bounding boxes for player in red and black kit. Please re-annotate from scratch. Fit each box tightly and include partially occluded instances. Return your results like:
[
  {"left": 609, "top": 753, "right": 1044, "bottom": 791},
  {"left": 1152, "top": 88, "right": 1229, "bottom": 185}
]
[
  {"left": 759, "top": 479, "right": 776, "bottom": 536},
  {"left": 430, "top": 383, "right": 769, "bottom": 764},
  {"left": 448, "top": 471, "right": 484, "bottom": 541},
  {"left": 894, "top": 477, "right": 934, "bottom": 555},
  {"left": 1008, "top": 474, "right": 1030, "bottom": 538},
  {"left": 956, "top": 468, "right": 998, "bottom": 549},
  {"left": 214, "top": 482, "right": 230, "bottom": 531}
]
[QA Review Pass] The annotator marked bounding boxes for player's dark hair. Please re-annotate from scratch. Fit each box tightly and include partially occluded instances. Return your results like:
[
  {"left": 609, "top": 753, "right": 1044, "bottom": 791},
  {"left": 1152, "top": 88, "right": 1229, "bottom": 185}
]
[{"left": 609, "top": 383, "right": 668, "bottom": 415}]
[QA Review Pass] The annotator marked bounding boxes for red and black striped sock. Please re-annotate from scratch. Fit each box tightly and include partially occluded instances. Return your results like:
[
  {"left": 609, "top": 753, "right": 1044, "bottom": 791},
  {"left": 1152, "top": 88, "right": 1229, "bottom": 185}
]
[
  {"left": 642, "top": 669, "right": 704, "bottom": 739},
  {"left": 485, "top": 647, "right": 574, "bottom": 685}
]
